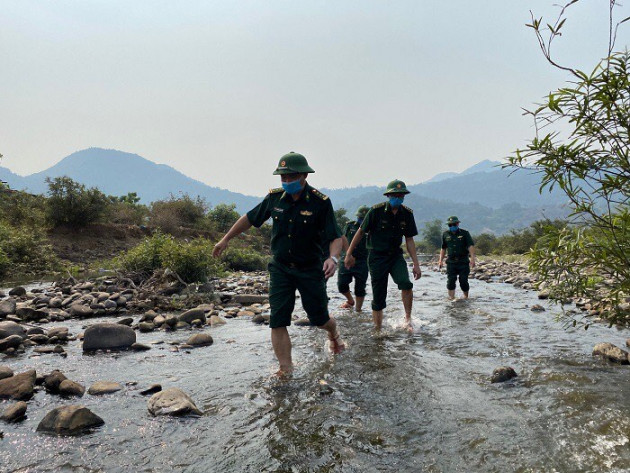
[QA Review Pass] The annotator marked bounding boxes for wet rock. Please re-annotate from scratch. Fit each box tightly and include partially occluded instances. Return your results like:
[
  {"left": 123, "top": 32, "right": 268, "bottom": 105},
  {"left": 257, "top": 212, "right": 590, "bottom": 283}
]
[
  {"left": 69, "top": 303, "right": 94, "bottom": 318},
  {"left": 44, "top": 370, "right": 68, "bottom": 393},
  {"left": 147, "top": 388, "right": 202, "bottom": 416},
  {"left": 0, "top": 335, "right": 23, "bottom": 352},
  {"left": 251, "top": 314, "right": 267, "bottom": 324},
  {"left": 0, "top": 370, "right": 36, "bottom": 400},
  {"left": 83, "top": 323, "right": 136, "bottom": 351},
  {"left": 530, "top": 304, "right": 546, "bottom": 312},
  {"left": 140, "top": 384, "right": 162, "bottom": 395},
  {"left": 138, "top": 322, "right": 155, "bottom": 333},
  {"left": 15, "top": 307, "right": 35, "bottom": 320},
  {"left": 1, "top": 401, "right": 27, "bottom": 423},
  {"left": 0, "top": 300, "right": 17, "bottom": 317},
  {"left": 88, "top": 381, "right": 123, "bottom": 396},
  {"left": 233, "top": 294, "right": 267, "bottom": 305},
  {"left": 48, "top": 297, "right": 63, "bottom": 309},
  {"left": 28, "top": 334, "right": 50, "bottom": 345},
  {"left": 8, "top": 287, "right": 26, "bottom": 297},
  {"left": 53, "top": 345, "right": 65, "bottom": 354},
  {"left": 131, "top": 342, "right": 151, "bottom": 351},
  {"left": 491, "top": 366, "right": 518, "bottom": 383},
  {"left": 36, "top": 405, "right": 104, "bottom": 435},
  {"left": 26, "top": 327, "right": 45, "bottom": 336},
  {"left": 34, "top": 346, "right": 55, "bottom": 354},
  {"left": 186, "top": 333, "right": 213, "bottom": 347},
  {"left": 47, "top": 327, "right": 69, "bottom": 341},
  {"left": 294, "top": 318, "right": 312, "bottom": 326},
  {"left": 178, "top": 308, "right": 206, "bottom": 325},
  {"left": 0, "top": 365, "right": 13, "bottom": 380},
  {"left": 0, "top": 321, "right": 26, "bottom": 339},
  {"left": 117, "top": 317, "right": 134, "bottom": 326},
  {"left": 164, "top": 315, "right": 178, "bottom": 328},
  {"left": 209, "top": 315, "right": 226, "bottom": 326},
  {"left": 153, "top": 315, "right": 166, "bottom": 326},
  {"left": 592, "top": 343, "right": 629, "bottom": 364},
  {"left": 59, "top": 379, "right": 86, "bottom": 397}
]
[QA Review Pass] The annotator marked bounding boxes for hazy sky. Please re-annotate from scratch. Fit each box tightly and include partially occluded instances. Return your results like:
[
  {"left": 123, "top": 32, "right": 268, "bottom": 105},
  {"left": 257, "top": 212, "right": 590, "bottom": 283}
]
[{"left": 1, "top": 1, "right": 628, "bottom": 195}]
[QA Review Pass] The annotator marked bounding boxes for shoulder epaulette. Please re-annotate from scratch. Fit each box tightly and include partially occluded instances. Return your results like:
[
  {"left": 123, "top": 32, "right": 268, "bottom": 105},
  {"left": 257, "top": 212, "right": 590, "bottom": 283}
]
[
  {"left": 269, "top": 187, "right": 283, "bottom": 194},
  {"left": 372, "top": 202, "right": 386, "bottom": 209},
  {"left": 310, "top": 188, "right": 329, "bottom": 200},
  {"left": 402, "top": 204, "right": 413, "bottom": 213}
]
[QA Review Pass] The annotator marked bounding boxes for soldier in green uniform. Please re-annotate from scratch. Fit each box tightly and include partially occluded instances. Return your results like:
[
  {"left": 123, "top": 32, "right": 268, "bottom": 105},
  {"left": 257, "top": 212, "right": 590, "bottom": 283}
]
[
  {"left": 213, "top": 152, "right": 345, "bottom": 375},
  {"left": 338, "top": 205, "right": 370, "bottom": 311},
  {"left": 438, "top": 216, "right": 476, "bottom": 299},
  {"left": 345, "top": 180, "right": 421, "bottom": 331}
]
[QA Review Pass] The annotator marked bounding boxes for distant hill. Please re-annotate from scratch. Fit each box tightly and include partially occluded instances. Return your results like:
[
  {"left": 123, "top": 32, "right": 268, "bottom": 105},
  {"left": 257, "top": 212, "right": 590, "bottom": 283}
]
[{"left": 0, "top": 148, "right": 260, "bottom": 213}]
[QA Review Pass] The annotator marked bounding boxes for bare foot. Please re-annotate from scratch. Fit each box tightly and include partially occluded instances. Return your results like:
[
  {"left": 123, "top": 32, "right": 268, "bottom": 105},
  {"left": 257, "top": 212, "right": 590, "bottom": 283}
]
[
  {"left": 340, "top": 300, "right": 355, "bottom": 309},
  {"left": 327, "top": 331, "right": 346, "bottom": 354},
  {"left": 404, "top": 319, "right": 414, "bottom": 333},
  {"left": 274, "top": 365, "right": 294, "bottom": 378}
]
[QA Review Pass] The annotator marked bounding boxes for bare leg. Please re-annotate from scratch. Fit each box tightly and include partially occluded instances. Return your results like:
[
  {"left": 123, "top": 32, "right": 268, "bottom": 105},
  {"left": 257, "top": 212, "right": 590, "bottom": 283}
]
[
  {"left": 355, "top": 296, "right": 365, "bottom": 312},
  {"left": 372, "top": 310, "right": 384, "bottom": 330},
  {"left": 463, "top": 291, "right": 469, "bottom": 299},
  {"left": 448, "top": 289, "right": 455, "bottom": 300},
  {"left": 319, "top": 318, "right": 345, "bottom": 354},
  {"left": 271, "top": 327, "right": 293, "bottom": 375},
  {"left": 340, "top": 292, "right": 355, "bottom": 309},
  {"left": 402, "top": 289, "right": 413, "bottom": 331}
]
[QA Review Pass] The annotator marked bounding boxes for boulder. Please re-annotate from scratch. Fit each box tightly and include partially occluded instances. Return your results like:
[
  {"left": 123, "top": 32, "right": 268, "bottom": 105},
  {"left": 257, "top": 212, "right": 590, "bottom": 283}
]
[
  {"left": 83, "top": 323, "right": 136, "bottom": 351},
  {"left": 8, "top": 287, "right": 26, "bottom": 297},
  {"left": 0, "top": 321, "right": 26, "bottom": 339},
  {"left": 88, "top": 381, "right": 123, "bottom": 396},
  {"left": 0, "top": 365, "right": 14, "bottom": 380},
  {"left": 186, "top": 333, "right": 214, "bottom": 347},
  {"left": 0, "top": 370, "right": 36, "bottom": 400},
  {"left": 0, "top": 299, "right": 17, "bottom": 317},
  {"left": 1, "top": 401, "right": 27, "bottom": 423},
  {"left": 47, "top": 327, "right": 69, "bottom": 340},
  {"left": 491, "top": 366, "right": 518, "bottom": 383},
  {"left": 69, "top": 303, "right": 94, "bottom": 318},
  {"left": 117, "top": 317, "right": 134, "bottom": 326},
  {"left": 44, "top": 370, "right": 68, "bottom": 393},
  {"left": 138, "top": 322, "right": 155, "bottom": 333},
  {"left": 177, "top": 308, "right": 206, "bottom": 325},
  {"left": 0, "top": 335, "right": 23, "bottom": 352},
  {"left": 59, "top": 379, "right": 85, "bottom": 397},
  {"left": 36, "top": 405, "right": 104, "bottom": 435},
  {"left": 592, "top": 343, "right": 629, "bottom": 364},
  {"left": 147, "top": 388, "right": 202, "bottom": 416},
  {"left": 233, "top": 294, "right": 267, "bottom": 305},
  {"left": 209, "top": 315, "right": 226, "bottom": 326}
]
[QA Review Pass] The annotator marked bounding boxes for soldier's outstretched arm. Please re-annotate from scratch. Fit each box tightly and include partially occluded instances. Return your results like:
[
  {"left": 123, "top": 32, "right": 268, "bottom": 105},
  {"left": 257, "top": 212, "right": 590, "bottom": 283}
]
[
  {"left": 344, "top": 228, "right": 365, "bottom": 268},
  {"left": 213, "top": 215, "right": 253, "bottom": 257}
]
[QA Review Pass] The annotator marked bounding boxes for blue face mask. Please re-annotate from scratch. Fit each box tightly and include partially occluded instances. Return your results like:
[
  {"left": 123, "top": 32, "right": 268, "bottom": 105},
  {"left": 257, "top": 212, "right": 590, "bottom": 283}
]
[
  {"left": 282, "top": 178, "right": 303, "bottom": 195},
  {"left": 449, "top": 225, "right": 459, "bottom": 232},
  {"left": 356, "top": 218, "right": 364, "bottom": 225},
  {"left": 389, "top": 197, "right": 404, "bottom": 208}
]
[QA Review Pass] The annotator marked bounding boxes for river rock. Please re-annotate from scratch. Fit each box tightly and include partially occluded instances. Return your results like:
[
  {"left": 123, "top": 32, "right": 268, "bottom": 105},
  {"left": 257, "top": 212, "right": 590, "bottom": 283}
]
[
  {"left": 186, "top": 333, "right": 213, "bottom": 347},
  {"left": 1, "top": 401, "right": 27, "bottom": 423},
  {"left": 8, "top": 287, "right": 26, "bottom": 297},
  {"left": 530, "top": 304, "right": 546, "bottom": 312},
  {"left": 592, "top": 343, "right": 629, "bottom": 364},
  {"left": 233, "top": 294, "right": 267, "bottom": 305},
  {"left": 88, "top": 381, "right": 123, "bottom": 396},
  {"left": 69, "top": 303, "right": 94, "bottom": 318},
  {"left": 178, "top": 308, "right": 206, "bottom": 325},
  {"left": 0, "top": 365, "right": 13, "bottom": 380},
  {"left": 294, "top": 318, "right": 312, "bottom": 326},
  {"left": 153, "top": 315, "right": 166, "bottom": 326},
  {"left": 44, "top": 370, "right": 68, "bottom": 393},
  {"left": 27, "top": 327, "right": 45, "bottom": 336},
  {"left": 36, "top": 405, "right": 104, "bottom": 435},
  {"left": 491, "top": 366, "right": 518, "bottom": 383},
  {"left": 0, "top": 335, "right": 23, "bottom": 352},
  {"left": 117, "top": 317, "right": 134, "bottom": 326},
  {"left": 47, "top": 327, "right": 69, "bottom": 340},
  {"left": 0, "top": 299, "right": 17, "bottom": 317},
  {"left": 164, "top": 315, "right": 178, "bottom": 328},
  {"left": 59, "top": 379, "right": 86, "bottom": 397},
  {"left": 0, "top": 321, "right": 26, "bottom": 339},
  {"left": 82, "top": 323, "right": 136, "bottom": 351},
  {"left": 0, "top": 370, "right": 36, "bottom": 400},
  {"left": 138, "top": 322, "right": 155, "bottom": 333},
  {"left": 140, "top": 384, "right": 162, "bottom": 395},
  {"left": 131, "top": 342, "right": 151, "bottom": 351},
  {"left": 147, "top": 388, "right": 202, "bottom": 416},
  {"left": 209, "top": 315, "right": 226, "bottom": 326},
  {"left": 29, "top": 334, "right": 50, "bottom": 345}
]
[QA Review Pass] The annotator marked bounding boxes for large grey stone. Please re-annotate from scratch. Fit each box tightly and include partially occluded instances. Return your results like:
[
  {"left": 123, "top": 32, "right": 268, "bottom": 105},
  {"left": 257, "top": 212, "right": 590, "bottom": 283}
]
[
  {"left": 233, "top": 294, "right": 268, "bottom": 305},
  {"left": 69, "top": 303, "right": 94, "bottom": 318},
  {"left": 147, "top": 388, "right": 202, "bottom": 416},
  {"left": 186, "top": 333, "right": 213, "bottom": 347},
  {"left": 592, "top": 343, "right": 629, "bottom": 364},
  {"left": 82, "top": 323, "right": 136, "bottom": 351},
  {"left": 88, "top": 381, "right": 123, "bottom": 396},
  {"left": 0, "top": 299, "right": 17, "bottom": 317},
  {"left": 177, "top": 308, "right": 206, "bottom": 325},
  {"left": 36, "top": 405, "right": 104, "bottom": 435},
  {"left": 44, "top": 370, "right": 68, "bottom": 393},
  {"left": 0, "top": 335, "right": 23, "bottom": 352},
  {"left": 0, "top": 321, "right": 26, "bottom": 339},
  {"left": 1, "top": 401, "right": 27, "bottom": 423},
  {"left": 59, "top": 379, "right": 86, "bottom": 397},
  {"left": 8, "top": 287, "right": 26, "bottom": 297},
  {"left": 0, "top": 365, "right": 13, "bottom": 380},
  {"left": 0, "top": 370, "right": 36, "bottom": 400}
]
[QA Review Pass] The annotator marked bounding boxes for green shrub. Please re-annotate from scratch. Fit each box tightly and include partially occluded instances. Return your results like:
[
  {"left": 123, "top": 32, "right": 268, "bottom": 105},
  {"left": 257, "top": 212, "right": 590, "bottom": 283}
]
[
  {"left": 149, "top": 194, "right": 209, "bottom": 232},
  {"left": 105, "top": 200, "right": 149, "bottom": 226},
  {"left": 223, "top": 247, "right": 269, "bottom": 271},
  {"left": 0, "top": 191, "right": 46, "bottom": 227},
  {"left": 0, "top": 247, "right": 9, "bottom": 278},
  {"left": 207, "top": 203, "right": 240, "bottom": 233},
  {"left": 0, "top": 221, "right": 59, "bottom": 277},
  {"left": 46, "top": 176, "right": 108, "bottom": 227},
  {"left": 474, "top": 233, "right": 498, "bottom": 255}
]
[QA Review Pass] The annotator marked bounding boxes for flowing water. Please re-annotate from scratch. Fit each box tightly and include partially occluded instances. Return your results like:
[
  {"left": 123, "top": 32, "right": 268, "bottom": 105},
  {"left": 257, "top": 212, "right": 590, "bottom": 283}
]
[{"left": 1, "top": 269, "right": 629, "bottom": 472}]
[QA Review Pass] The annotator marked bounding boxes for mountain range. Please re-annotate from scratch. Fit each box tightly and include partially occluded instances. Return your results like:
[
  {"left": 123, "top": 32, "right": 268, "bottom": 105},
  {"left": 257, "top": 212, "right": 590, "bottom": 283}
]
[{"left": 0, "top": 148, "right": 569, "bottom": 235}]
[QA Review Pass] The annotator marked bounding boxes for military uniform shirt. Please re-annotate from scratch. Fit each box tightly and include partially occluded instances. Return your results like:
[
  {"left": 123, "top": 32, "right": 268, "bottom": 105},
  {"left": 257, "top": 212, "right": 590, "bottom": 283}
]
[
  {"left": 246, "top": 183, "right": 341, "bottom": 266},
  {"left": 441, "top": 229, "right": 475, "bottom": 262},
  {"left": 360, "top": 202, "right": 418, "bottom": 253},
  {"left": 342, "top": 221, "right": 368, "bottom": 260}
]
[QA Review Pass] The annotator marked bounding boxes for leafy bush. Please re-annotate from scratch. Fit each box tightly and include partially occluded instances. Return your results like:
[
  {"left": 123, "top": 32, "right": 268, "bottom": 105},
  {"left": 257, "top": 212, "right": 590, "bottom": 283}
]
[
  {"left": 474, "top": 233, "right": 497, "bottom": 255},
  {"left": 0, "top": 222, "right": 59, "bottom": 277},
  {"left": 46, "top": 176, "right": 108, "bottom": 227},
  {"left": 149, "top": 194, "right": 209, "bottom": 232},
  {"left": 117, "top": 232, "right": 224, "bottom": 283},
  {"left": 0, "top": 191, "right": 46, "bottom": 227},
  {"left": 105, "top": 199, "right": 149, "bottom": 226},
  {"left": 223, "top": 247, "right": 269, "bottom": 272},
  {"left": 0, "top": 247, "right": 9, "bottom": 278},
  {"left": 208, "top": 203, "right": 240, "bottom": 233}
]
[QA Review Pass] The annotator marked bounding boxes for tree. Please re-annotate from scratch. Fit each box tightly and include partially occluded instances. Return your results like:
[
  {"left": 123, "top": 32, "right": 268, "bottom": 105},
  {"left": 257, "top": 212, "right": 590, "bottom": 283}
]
[
  {"left": 420, "top": 219, "right": 443, "bottom": 251},
  {"left": 506, "top": 1, "right": 630, "bottom": 326},
  {"left": 334, "top": 208, "right": 350, "bottom": 231},
  {"left": 208, "top": 203, "right": 240, "bottom": 233},
  {"left": 45, "top": 176, "right": 108, "bottom": 227}
]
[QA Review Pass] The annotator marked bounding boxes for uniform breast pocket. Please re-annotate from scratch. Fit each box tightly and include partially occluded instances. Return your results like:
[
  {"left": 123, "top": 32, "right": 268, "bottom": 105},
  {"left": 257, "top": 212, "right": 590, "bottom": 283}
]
[
  {"left": 271, "top": 209, "right": 288, "bottom": 231},
  {"left": 296, "top": 213, "right": 316, "bottom": 236}
]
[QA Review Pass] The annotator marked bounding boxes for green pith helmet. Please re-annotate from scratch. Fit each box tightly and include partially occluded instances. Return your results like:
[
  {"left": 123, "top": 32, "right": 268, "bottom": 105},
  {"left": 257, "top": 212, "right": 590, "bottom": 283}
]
[
  {"left": 273, "top": 152, "right": 315, "bottom": 175},
  {"left": 447, "top": 216, "right": 461, "bottom": 225},
  {"left": 383, "top": 179, "right": 410, "bottom": 195},
  {"left": 356, "top": 205, "right": 370, "bottom": 219}
]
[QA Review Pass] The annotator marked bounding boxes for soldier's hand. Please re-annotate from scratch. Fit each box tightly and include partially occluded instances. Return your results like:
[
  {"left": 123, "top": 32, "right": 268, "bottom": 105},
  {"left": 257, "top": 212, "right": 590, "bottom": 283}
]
[
  {"left": 323, "top": 258, "right": 337, "bottom": 279},
  {"left": 413, "top": 263, "right": 422, "bottom": 280},
  {"left": 470, "top": 259, "right": 476, "bottom": 269},
  {"left": 212, "top": 239, "right": 229, "bottom": 258},
  {"left": 344, "top": 255, "right": 356, "bottom": 269}
]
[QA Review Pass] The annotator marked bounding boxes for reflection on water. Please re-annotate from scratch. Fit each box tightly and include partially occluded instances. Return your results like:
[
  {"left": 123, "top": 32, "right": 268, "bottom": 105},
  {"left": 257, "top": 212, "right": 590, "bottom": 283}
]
[{"left": 1, "top": 269, "right": 629, "bottom": 472}]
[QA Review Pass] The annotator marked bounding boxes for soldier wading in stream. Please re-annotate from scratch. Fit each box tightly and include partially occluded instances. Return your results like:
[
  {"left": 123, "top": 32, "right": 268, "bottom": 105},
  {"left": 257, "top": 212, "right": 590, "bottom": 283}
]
[
  {"left": 213, "top": 152, "right": 345, "bottom": 376},
  {"left": 438, "top": 216, "right": 476, "bottom": 299},
  {"left": 344, "top": 180, "right": 421, "bottom": 331}
]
